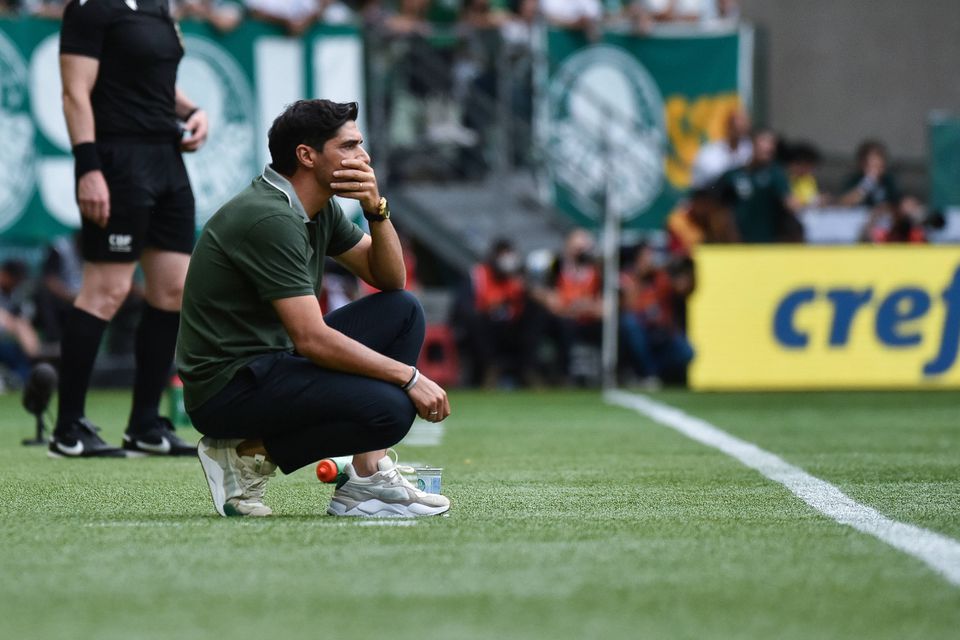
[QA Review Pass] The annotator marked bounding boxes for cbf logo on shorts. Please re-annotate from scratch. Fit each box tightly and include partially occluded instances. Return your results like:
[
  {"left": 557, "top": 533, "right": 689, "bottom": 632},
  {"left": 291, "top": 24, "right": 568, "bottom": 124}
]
[
  {"left": 109, "top": 234, "right": 133, "bottom": 253},
  {"left": 0, "top": 31, "right": 36, "bottom": 234},
  {"left": 547, "top": 44, "right": 666, "bottom": 222},
  {"left": 178, "top": 36, "right": 257, "bottom": 227}
]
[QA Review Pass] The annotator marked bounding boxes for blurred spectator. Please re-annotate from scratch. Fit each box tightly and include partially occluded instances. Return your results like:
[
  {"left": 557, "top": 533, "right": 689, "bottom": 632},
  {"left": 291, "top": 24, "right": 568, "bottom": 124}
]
[
  {"left": 619, "top": 244, "right": 693, "bottom": 387},
  {"left": 175, "top": 0, "right": 244, "bottom": 32},
  {"left": 862, "top": 195, "right": 928, "bottom": 244},
  {"left": 461, "top": 0, "right": 509, "bottom": 29},
  {"left": 716, "top": 0, "right": 739, "bottom": 19},
  {"left": 349, "top": 0, "right": 388, "bottom": 30},
  {"left": 783, "top": 141, "right": 826, "bottom": 208},
  {"left": 644, "top": 0, "right": 717, "bottom": 23},
  {"left": 717, "top": 128, "right": 801, "bottom": 243},
  {"left": 529, "top": 229, "right": 603, "bottom": 384},
  {"left": 501, "top": 0, "right": 538, "bottom": 164},
  {"left": 33, "top": 234, "right": 83, "bottom": 344},
  {"left": 452, "top": 238, "right": 535, "bottom": 387},
  {"left": 0, "top": 259, "right": 39, "bottom": 387},
  {"left": 839, "top": 140, "right": 902, "bottom": 210},
  {"left": 243, "top": 0, "right": 337, "bottom": 35},
  {"left": 666, "top": 183, "right": 740, "bottom": 256},
  {"left": 502, "top": 0, "right": 538, "bottom": 44},
  {"left": 625, "top": 2, "right": 655, "bottom": 34},
  {"left": 384, "top": 0, "right": 431, "bottom": 36},
  {"left": 541, "top": 0, "right": 602, "bottom": 40},
  {"left": 23, "top": 0, "right": 66, "bottom": 18},
  {"left": 454, "top": 0, "right": 512, "bottom": 176},
  {"left": 691, "top": 106, "right": 752, "bottom": 188}
]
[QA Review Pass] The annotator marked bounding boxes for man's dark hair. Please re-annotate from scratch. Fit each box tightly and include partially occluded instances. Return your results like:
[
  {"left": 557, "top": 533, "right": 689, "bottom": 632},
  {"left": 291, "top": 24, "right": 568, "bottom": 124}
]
[{"left": 267, "top": 100, "right": 359, "bottom": 176}]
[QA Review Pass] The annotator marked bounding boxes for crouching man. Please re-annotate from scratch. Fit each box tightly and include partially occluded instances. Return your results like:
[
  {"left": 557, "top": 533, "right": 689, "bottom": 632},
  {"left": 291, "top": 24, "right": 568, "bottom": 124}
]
[{"left": 176, "top": 99, "right": 451, "bottom": 517}]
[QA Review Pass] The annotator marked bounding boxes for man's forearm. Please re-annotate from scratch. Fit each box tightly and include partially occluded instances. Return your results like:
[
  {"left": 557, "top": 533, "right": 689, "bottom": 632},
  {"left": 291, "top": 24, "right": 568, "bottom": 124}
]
[
  {"left": 63, "top": 90, "right": 96, "bottom": 145},
  {"left": 301, "top": 323, "right": 412, "bottom": 385},
  {"left": 367, "top": 220, "right": 406, "bottom": 290}
]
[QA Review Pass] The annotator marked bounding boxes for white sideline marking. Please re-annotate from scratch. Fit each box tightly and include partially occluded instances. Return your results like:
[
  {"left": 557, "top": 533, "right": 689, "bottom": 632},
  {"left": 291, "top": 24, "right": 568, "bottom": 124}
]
[
  {"left": 401, "top": 419, "right": 445, "bottom": 447},
  {"left": 354, "top": 520, "right": 418, "bottom": 527},
  {"left": 606, "top": 390, "right": 960, "bottom": 587},
  {"left": 84, "top": 521, "right": 186, "bottom": 528}
]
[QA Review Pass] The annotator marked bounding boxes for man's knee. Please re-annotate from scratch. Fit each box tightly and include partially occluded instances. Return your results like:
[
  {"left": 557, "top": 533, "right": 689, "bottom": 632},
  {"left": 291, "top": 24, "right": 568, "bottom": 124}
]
[
  {"left": 379, "top": 290, "right": 424, "bottom": 321},
  {"left": 76, "top": 275, "right": 133, "bottom": 319},
  {"left": 146, "top": 280, "right": 184, "bottom": 311}
]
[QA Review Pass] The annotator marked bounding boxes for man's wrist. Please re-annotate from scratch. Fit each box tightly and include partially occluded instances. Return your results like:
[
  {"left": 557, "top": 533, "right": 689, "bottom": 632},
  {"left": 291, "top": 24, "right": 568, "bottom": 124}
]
[
  {"left": 72, "top": 142, "right": 100, "bottom": 179},
  {"left": 401, "top": 366, "right": 420, "bottom": 392},
  {"left": 363, "top": 196, "right": 390, "bottom": 223}
]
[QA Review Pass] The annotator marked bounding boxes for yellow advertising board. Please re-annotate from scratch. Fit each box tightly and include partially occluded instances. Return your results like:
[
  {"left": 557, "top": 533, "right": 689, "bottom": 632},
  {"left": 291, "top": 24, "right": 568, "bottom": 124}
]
[{"left": 688, "top": 246, "right": 960, "bottom": 390}]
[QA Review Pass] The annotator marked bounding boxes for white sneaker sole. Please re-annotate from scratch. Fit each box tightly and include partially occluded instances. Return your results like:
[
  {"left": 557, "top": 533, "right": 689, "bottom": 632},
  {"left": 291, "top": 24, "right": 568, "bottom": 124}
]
[
  {"left": 224, "top": 500, "right": 272, "bottom": 517},
  {"left": 197, "top": 437, "right": 243, "bottom": 517},
  {"left": 327, "top": 498, "right": 450, "bottom": 518}
]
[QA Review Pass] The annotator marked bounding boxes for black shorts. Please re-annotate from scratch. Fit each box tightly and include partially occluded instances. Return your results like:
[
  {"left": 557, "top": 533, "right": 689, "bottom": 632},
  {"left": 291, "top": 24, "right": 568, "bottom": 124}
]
[{"left": 81, "top": 141, "right": 196, "bottom": 262}]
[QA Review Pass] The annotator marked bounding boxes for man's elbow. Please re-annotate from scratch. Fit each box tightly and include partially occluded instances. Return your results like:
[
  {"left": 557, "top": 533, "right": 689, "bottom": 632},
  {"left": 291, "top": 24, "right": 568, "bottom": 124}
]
[
  {"left": 377, "top": 274, "right": 406, "bottom": 291},
  {"left": 369, "top": 263, "right": 406, "bottom": 291},
  {"left": 62, "top": 88, "right": 87, "bottom": 114}
]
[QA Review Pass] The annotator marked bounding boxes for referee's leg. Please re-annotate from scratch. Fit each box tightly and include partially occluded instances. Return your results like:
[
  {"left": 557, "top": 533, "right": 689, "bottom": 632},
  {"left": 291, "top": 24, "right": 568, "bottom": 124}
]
[{"left": 55, "top": 261, "right": 136, "bottom": 432}]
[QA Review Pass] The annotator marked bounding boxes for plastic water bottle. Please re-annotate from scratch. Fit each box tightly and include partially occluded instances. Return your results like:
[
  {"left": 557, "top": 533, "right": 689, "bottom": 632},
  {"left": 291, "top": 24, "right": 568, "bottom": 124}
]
[
  {"left": 316, "top": 456, "right": 353, "bottom": 483},
  {"left": 167, "top": 375, "right": 191, "bottom": 428}
]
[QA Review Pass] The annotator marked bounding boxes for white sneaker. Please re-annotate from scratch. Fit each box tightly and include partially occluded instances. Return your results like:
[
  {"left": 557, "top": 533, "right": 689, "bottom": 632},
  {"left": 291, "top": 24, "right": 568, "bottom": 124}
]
[
  {"left": 197, "top": 437, "right": 277, "bottom": 517},
  {"left": 327, "top": 455, "right": 451, "bottom": 517}
]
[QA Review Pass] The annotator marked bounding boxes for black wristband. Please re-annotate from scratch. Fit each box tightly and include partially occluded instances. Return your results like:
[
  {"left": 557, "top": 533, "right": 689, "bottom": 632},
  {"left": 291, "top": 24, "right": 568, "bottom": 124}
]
[{"left": 72, "top": 142, "right": 100, "bottom": 179}]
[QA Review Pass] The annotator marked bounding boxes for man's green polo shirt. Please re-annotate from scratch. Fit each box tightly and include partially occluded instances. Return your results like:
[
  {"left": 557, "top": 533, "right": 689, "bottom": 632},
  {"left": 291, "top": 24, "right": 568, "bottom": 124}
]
[{"left": 176, "top": 165, "right": 364, "bottom": 411}]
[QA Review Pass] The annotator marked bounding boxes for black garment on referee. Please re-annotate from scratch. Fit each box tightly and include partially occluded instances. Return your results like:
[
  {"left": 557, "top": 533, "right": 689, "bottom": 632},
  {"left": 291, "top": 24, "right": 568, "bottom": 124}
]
[{"left": 60, "top": 0, "right": 182, "bottom": 141}]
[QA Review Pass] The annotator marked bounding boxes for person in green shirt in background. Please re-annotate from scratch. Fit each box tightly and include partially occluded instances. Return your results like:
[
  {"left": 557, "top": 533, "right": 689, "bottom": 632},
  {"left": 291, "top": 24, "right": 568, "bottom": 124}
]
[{"left": 718, "top": 128, "right": 802, "bottom": 243}]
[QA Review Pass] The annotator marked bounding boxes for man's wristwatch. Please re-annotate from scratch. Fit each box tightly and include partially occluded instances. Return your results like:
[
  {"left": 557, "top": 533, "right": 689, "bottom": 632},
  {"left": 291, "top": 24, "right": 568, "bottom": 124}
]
[{"left": 363, "top": 196, "right": 390, "bottom": 223}]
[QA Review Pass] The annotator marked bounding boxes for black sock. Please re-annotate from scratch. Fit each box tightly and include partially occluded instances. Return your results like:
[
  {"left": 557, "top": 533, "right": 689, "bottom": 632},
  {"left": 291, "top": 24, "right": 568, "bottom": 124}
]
[
  {"left": 128, "top": 305, "right": 180, "bottom": 432},
  {"left": 56, "top": 307, "right": 108, "bottom": 433}
]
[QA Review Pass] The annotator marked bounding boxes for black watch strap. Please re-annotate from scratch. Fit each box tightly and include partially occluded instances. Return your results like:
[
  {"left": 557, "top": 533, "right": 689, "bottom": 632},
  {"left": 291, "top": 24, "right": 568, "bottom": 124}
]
[{"left": 363, "top": 197, "right": 390, "bottom": 223}]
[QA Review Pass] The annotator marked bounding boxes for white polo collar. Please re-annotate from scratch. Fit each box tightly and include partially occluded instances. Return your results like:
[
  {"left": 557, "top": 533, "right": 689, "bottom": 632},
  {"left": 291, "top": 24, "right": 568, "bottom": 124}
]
[{"left": 260, "top": 164, "right": 310, "bottom": 222}]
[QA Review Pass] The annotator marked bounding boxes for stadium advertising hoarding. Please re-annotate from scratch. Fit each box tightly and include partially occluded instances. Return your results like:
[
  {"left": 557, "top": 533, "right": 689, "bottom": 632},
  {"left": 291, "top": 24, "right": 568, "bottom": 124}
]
[
  {"left": 689, "top": 246, "right": 960, "bottom": 390},
  {"left": 0, "top": 18, "right": 364, "bottom": 245},
  {"left": 544, "top": 26, "right": 752, "bottom": 231}
]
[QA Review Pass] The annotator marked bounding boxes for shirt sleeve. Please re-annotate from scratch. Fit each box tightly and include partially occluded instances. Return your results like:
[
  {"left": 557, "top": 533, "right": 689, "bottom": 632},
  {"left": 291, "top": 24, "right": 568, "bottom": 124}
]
[
  {"left": 60, "top": 0, "right": 112, "bottom": 59},
  {"left": 326, "top": 200, "right": 366, "bottom": 256},
  {"left": 235, "top": 216, "right": 317, "bottom": 301}
]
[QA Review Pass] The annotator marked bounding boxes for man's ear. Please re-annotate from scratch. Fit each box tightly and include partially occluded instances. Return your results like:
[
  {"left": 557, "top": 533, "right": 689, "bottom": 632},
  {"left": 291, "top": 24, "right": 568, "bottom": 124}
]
[{"left": 295, "top": 144, "right": 315, "bottom": 169}]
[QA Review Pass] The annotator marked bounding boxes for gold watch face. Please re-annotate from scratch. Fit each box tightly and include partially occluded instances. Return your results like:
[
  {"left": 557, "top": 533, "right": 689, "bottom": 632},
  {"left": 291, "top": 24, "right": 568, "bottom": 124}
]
[{"left": 379, "top": 197, "right": 390, "bottom": 219}]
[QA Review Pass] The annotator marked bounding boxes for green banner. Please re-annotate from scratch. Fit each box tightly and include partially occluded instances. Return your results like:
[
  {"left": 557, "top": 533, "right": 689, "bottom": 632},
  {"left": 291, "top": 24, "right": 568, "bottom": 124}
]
[
  {"left": 0, "top": 17, "right": 364, "bottom": 246},
  {"left": 930, "top": 115, "right": 960, "bottom": 210},
  {"left": 543, "top": 27, "right": 752, "bottom": 231}
]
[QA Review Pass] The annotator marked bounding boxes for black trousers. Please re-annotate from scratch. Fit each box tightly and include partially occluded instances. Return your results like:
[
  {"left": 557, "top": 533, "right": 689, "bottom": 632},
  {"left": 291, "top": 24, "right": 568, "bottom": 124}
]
[{"left": 189, "top": 291, "right": 424, "bottom": 474}]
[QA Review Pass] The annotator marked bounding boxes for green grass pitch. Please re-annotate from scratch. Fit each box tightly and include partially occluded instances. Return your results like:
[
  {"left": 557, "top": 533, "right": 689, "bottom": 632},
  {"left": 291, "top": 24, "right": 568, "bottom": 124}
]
[{"left": 1, "top": 389, "right": 959, "bottom": 639}]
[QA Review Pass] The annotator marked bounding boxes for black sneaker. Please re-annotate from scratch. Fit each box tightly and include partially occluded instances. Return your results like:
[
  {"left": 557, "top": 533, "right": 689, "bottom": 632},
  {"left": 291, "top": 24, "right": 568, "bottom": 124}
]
[
  {"left": 49, "top": 418, "right": 128, "bottom": 458},
  {"left": 123, "top": 417, "right": 197, "bottom": 456}
]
